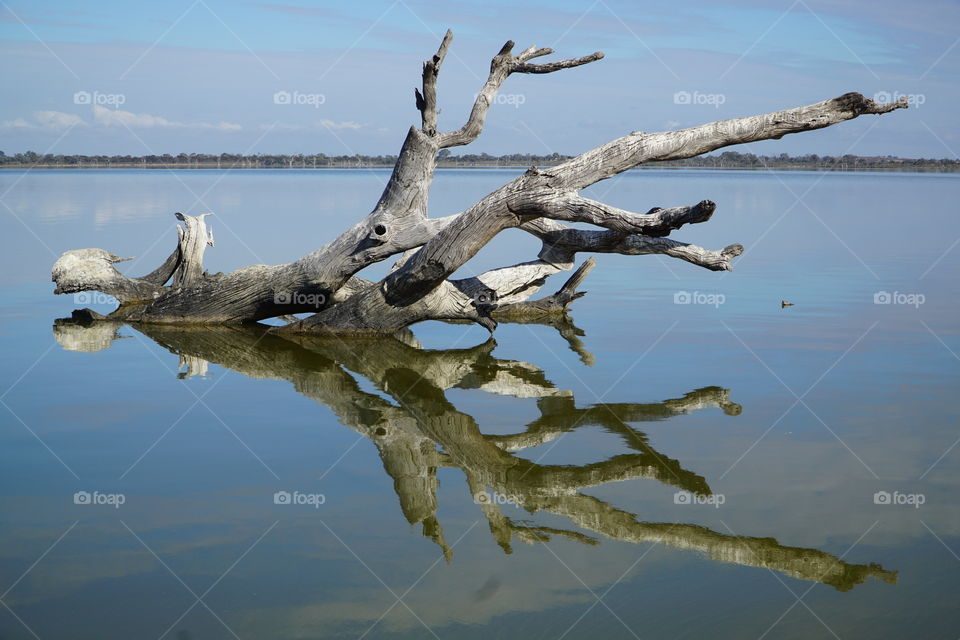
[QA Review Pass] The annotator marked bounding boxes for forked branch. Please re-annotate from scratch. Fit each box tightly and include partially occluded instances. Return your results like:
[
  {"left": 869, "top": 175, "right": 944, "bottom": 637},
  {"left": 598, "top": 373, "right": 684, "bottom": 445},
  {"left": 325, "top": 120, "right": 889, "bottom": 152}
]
[
  {"left": 51, "top": 29, "right": 907, "bottom": 335},
  {"left": 439, "top": 40, "right": 603, "bottom": 148}
]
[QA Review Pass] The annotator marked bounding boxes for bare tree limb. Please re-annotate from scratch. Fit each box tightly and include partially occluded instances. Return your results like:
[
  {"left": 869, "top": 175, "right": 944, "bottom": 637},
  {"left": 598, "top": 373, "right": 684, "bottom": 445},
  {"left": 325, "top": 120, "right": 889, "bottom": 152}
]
[
  {"left": 494, "top": 257, "right": 596, "bottom": 317},
  {"left": 171, "top": 212, "right": 214, "bottom": 287},
  {"left": 552, "top": 92, "right": 908, "bottom": 190},
  {"left": 438, "top": 42, "right": 603, "bottom": 148},
  {"left": 417, "top": 28, "right": 453, "bottom": 134},
  {"left": 529, "top": 197, "right": 716, "bottom": 236},
  {"left": 51, "top": 29, "right": 907, "bottom": 334}
]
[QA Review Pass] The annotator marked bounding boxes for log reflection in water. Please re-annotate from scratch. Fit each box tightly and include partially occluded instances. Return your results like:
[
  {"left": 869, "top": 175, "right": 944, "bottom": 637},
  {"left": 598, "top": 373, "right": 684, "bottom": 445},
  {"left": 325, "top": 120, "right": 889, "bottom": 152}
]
[{"left": 53, "top": 315, "right": 897, "bottom": 591}]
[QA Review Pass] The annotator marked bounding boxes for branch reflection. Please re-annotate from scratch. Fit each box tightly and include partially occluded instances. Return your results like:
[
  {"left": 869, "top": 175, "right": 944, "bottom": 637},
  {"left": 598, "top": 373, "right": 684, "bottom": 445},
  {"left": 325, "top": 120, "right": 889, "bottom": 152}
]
[{"left": 53, "top": 314, "right": 897, "bottom": 592}]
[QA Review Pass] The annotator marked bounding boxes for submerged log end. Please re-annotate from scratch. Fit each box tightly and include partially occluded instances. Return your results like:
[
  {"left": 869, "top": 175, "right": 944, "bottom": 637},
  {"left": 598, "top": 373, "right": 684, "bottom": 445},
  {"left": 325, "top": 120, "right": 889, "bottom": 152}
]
[{"left": 52, "top": 248, "right": 161, "bottom": 303}]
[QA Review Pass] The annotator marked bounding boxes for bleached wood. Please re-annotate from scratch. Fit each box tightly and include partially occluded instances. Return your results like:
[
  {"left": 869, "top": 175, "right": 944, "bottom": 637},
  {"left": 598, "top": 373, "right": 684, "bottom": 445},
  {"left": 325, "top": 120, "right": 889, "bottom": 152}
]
[{"left": 51, "top": 30, "right": 907, "bottom": 333}]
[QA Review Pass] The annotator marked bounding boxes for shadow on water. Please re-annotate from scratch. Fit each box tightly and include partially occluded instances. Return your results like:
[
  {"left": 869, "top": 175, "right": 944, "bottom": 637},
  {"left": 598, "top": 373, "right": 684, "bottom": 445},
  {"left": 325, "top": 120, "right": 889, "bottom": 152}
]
[{"left": 53, "top": 312, "right": 897, "bottom": 593}]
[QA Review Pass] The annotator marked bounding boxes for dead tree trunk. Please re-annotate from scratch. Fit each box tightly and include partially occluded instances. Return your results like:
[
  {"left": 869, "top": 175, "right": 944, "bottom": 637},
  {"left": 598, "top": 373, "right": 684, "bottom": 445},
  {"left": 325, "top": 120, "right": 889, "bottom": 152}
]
[{"left": 52, "top": 30, "right": 908, "bottom": 334}]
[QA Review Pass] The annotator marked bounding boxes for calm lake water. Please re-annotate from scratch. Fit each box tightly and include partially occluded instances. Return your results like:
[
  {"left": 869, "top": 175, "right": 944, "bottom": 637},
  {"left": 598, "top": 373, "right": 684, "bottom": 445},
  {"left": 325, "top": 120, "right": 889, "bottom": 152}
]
[{"left": 1, "top": 168, "right": 959, "bottom": 639}]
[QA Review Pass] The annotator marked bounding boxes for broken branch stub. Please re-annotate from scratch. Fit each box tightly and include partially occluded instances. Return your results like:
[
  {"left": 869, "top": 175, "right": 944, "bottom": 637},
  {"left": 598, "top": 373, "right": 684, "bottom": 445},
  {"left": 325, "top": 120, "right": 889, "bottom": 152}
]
[{"left": 171, "top": 212, "right": 214, "bottom": 288}]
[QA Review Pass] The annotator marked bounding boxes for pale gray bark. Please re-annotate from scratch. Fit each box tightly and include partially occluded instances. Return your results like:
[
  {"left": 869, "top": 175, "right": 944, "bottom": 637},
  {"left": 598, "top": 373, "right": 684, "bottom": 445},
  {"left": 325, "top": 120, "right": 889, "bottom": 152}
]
[{"left": 51, "top": 30, "right": 908, "bottom": 333}]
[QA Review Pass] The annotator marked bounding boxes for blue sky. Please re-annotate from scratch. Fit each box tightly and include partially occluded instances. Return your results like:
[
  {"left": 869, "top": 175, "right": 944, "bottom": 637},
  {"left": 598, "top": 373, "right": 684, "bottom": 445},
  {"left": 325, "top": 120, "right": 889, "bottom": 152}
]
[{"left": 1, "top": 0, "right": 957, "bottom": 158}]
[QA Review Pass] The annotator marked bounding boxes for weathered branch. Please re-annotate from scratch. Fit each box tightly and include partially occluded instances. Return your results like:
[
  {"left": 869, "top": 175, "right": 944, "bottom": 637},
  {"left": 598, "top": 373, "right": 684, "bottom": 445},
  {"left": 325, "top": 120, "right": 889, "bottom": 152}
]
[
  {"left": 524, "top": 217, "right": 745, "bottom": 271},
  {"left": 51, "top": 211, "right": 216, "bottom": 306},
  {"left": 513, "top": 51, "right": 605, "bottom": 74},
  {"left": 552, "top": 92, "right": 908, "bottom": 190},
  {"left": 388, "top": 91, "right": 906, "bottom": 307},
  {"left": 530, "top": 198, "right": 716, "bottom": 237},
  {"left": 139, "top": 245, "right": 180, "bottom": 286},
  {"left": 51, "top": 29, "right": 907, "bottom": 334},
  {"left": 438, "top": 42, "right": 603, "bottom": 148},
  {"left": 281, "top": 194, "right": 740, "bottom": 333},
  {"left": 417, "top": 28, "right": 453, "bottom": 134},
  {"left": 171, "top": 212, "right": 214, "bottom": 288},
  {"left": 52, "top": 249, "right": 162, "bottom": 303},
  {"left": 494, "top": 257, "right": 596, "bottom": 317}
]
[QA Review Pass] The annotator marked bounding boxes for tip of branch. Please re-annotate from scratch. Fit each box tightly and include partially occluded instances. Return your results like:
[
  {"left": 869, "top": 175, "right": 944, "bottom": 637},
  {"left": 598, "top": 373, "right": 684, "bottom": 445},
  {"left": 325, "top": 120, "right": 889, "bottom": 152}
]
[
  {"left": 517, "top": 46, "right": 554, "bottom": 63},
  {"left": 835, "top": 92, "right": 909, "bottom": 115},
  {"left": 435, "top": 29, "right": 454, "bottom": 62},
  {"left": 512, "top": 50, "right": 605, "bottom": 74},
  {"left": 721, "top": 243, "right": 745, "bottom": 270}
]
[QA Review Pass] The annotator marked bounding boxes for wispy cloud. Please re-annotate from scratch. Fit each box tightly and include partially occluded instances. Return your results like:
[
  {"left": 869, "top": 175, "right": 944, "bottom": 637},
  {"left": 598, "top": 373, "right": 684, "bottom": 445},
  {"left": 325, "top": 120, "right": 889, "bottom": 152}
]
[
  {"left": 2, "top": 107, "right": 242, "bottom": 133},
  {"left": 92, "top": 105, "right": 241, "bottom": 130},
  {"left": 1, "top": 1, "right": 955, "bottom": 156},
  {"left": 2, "top": 108, "right": 370, "bottom": 137},
  {"left": 261, "top": 120, "right": 365, "bottom": 131},
  {"left": 320, "top": 119, "right": 362, "bottom": 130},
  {"left": 1, "top": 111, "right": 86, "bottom": 131}
]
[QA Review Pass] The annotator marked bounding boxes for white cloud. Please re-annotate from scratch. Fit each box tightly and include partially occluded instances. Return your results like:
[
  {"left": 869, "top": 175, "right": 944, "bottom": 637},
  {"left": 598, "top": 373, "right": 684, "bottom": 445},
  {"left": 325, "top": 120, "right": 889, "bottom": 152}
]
[
  {"left": 319, "top": 119, "right": 362, "bottom": 130},
  {"left": 35, "top": 110, "right": 87, "bottom": 130},
  {"left": 2, "top": 108, "right": 241, "bottom": 132},
  {"left": 261, "top": 120, "right": 364, "bottom": 132},
  {"left": 92, "top": 105, "right": 241, "bottom": 131},
  {"left": 1, "top": 111, "right": 86, "bottom": 131},
  {"left": 1, "top": 117, "right": 36, "bottom": 129},
  {"left": 260, "top": 122, "right": 302, "bottom": 132}
]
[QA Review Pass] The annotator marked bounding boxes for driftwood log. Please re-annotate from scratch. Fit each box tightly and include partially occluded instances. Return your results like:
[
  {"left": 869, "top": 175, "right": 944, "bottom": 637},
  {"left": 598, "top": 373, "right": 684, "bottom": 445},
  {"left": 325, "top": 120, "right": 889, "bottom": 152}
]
[{"left": 52, "top": 30, "right": 908, "bottom": 334}]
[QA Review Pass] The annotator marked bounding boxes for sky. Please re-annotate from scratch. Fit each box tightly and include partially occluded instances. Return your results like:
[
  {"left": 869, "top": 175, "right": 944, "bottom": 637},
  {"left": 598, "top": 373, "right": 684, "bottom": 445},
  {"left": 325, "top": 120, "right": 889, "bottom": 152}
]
[{"left": 1, "top": 0, "right": 958, "bottom": 158}]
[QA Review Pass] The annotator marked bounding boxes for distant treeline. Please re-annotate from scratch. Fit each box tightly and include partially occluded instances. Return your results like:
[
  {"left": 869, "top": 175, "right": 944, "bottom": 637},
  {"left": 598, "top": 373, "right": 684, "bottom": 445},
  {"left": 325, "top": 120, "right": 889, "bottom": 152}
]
[{"left": 1, "top": 149, "right": 956, "bottom": 170}]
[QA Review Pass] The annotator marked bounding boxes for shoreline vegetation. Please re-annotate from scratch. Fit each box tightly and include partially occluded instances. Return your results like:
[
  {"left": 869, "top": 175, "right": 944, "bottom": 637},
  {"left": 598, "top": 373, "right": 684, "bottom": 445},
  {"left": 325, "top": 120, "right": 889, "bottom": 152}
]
[{"left": 2, "top": 150, "right": 957, "bottom": 172}]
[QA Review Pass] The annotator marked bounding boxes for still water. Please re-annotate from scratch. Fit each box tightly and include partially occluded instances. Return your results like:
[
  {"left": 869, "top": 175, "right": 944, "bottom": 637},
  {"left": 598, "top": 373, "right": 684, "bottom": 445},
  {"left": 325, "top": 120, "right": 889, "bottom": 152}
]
[{"left": 1, "top": 168, "right": 959, "bottom": 639}]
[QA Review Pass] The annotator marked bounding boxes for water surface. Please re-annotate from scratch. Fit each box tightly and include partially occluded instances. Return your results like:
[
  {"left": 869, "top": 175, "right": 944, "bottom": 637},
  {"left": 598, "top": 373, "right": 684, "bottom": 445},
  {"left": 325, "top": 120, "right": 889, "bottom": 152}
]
[{"left": 1, "top": 168, "right": 959, "bottom": 639}]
